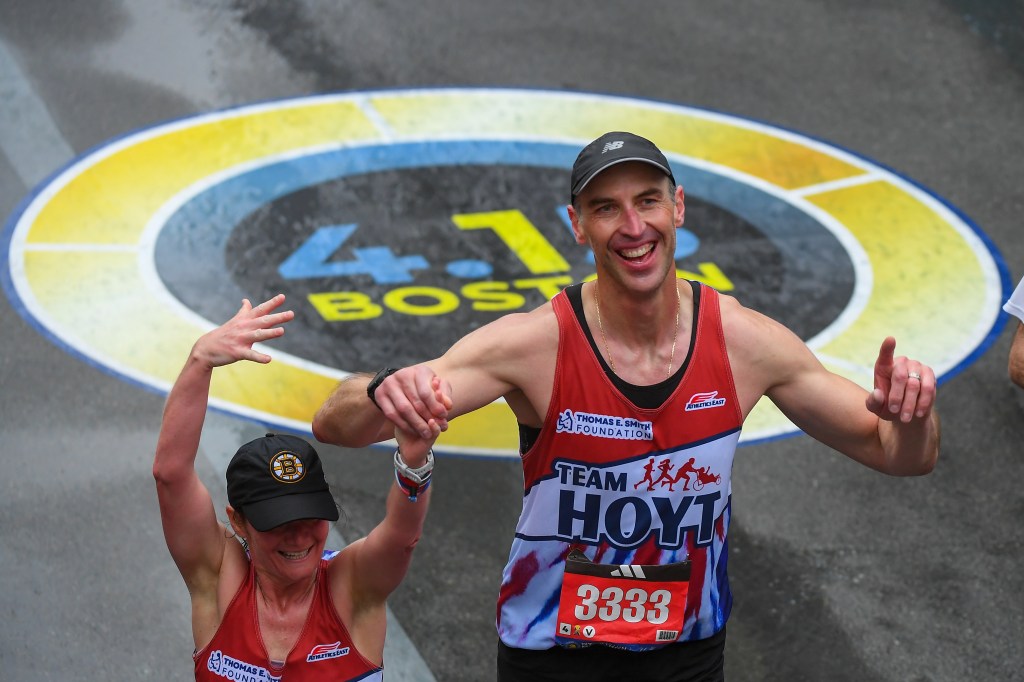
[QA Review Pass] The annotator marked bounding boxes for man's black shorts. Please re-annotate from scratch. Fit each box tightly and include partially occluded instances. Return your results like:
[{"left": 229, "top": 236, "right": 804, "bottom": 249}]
[{"left": 496, "top": 627, "right": 726, "bottom": 682}]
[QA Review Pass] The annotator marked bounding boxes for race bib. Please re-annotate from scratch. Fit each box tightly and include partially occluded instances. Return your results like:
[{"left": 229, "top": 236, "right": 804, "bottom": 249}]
[{"left": 555, "top": 549, "right": 690, "bottom": 649}]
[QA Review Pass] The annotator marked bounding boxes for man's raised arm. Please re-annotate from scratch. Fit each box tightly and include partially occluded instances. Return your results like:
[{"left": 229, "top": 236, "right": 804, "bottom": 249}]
[
  {"left": 312, "top": 373, "right": 391, "bottom": 447},
  {"left": 312, "top": 308, "right": 553, "bottom": 448}
]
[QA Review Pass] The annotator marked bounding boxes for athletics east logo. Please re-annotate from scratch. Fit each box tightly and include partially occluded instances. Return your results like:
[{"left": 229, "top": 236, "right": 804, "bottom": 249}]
[
  {"left": 685, "top": 391, "right": 727, "bottom": 412},
  {"left": 306, "top": 641, "right": 350, "bottom": 662}
]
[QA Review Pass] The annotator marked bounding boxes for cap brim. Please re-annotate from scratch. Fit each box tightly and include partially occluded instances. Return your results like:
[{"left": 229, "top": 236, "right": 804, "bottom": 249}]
[{"left": 242, "top": 490, "right": 340, "bottom": 532}]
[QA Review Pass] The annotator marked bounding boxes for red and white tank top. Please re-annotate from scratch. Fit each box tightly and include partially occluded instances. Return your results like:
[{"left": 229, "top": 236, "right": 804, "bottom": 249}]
[
  {"left": 194, "top": 557, "right": 383, "bottom": 681},
  {"left": 496, "top": 282, "right": 743, "bottom": 651}
]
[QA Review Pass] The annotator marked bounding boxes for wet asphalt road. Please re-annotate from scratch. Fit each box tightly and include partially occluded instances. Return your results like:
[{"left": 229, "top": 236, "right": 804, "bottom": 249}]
[{"left": 2, "top": 1, "right": 1023, "bottom": 681}]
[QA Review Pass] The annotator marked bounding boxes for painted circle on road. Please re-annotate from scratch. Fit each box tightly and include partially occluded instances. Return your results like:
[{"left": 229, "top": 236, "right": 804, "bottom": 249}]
[
  {"left": 2, "top": 88, "right": 1007, "bottom": 456},
  {"left": 156, "top": 140, "right": 851, "bottom": 367}
]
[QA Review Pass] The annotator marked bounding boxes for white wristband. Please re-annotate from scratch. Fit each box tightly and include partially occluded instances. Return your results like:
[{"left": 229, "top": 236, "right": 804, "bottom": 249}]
[{"left": 394, "top": 448, "right": 434, "bottom": 501}]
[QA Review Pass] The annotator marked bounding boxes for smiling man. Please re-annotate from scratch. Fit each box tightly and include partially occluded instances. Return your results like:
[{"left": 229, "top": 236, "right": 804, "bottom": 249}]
[{"left": 313, "top": 132, "right": 940, "bottom": 681}]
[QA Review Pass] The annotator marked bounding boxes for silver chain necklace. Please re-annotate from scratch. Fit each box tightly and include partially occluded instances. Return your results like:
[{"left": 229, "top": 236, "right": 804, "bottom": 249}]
[{"left": 594, "top": 280, "right": 680, "bottom": 379}]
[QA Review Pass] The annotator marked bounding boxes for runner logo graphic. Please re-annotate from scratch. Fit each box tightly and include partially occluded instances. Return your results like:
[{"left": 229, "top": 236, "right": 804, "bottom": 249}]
[
  {"left": 685, "top": 390, "right": 727, "bottom": 412},
  {"left": 556, "top": 409, "right": 653, "bottom": 441},
  {"left": 633, "top": 456, "right": 721, "bottom": 492}
]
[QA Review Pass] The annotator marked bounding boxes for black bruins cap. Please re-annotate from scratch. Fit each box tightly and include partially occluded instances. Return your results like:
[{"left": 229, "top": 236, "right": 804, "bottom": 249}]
[
  {"left": 226, "top": 433, "right": 339, "bottom": 532},
  {"left": 570, "top": 131, "right": 676, "bottom": 202}
]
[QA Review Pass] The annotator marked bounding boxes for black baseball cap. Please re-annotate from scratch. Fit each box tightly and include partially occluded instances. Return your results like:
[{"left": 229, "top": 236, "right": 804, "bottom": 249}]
[
  {"left": 570, "top": 131, "right": 676, "bottom": 202},
  {"left": 226, "top": 433, "right": 339, "bottom": 532}
]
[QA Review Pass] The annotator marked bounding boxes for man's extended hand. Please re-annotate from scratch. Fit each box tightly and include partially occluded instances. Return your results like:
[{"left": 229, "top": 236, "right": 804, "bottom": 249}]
[
  {"left": 865, "top": 336, "right": 936, "bottom": 423},
  {"left": 374, "top": 368, "right": 453, "bottom": 439}
]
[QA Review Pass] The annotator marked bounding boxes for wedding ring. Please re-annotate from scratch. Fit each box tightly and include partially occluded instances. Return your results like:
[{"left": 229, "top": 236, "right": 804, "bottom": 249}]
[{"left": 908, "top": 371, "right": 921, "bottom": 380}]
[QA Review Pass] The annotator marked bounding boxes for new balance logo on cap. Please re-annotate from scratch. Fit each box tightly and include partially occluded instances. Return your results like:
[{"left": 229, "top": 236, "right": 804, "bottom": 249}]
[{"left": 570, "top": 131, "right": 676, "bottom": 201}]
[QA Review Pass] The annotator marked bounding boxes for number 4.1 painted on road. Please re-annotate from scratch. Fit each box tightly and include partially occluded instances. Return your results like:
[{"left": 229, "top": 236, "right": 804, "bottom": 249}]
[
  {"left": 278, "top": 210, "right": 571, "bottom": 283},
  {"left": 451, "top": 210, "right": 570, "bottom": 274},
  {"left": 278, "top": 224, "right": 429, "bottom": 284}
]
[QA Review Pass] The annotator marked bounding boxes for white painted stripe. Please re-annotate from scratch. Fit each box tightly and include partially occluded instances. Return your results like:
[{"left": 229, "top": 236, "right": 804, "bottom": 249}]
[
  {"left": 356, "top": 95, "right": 397, "bottom": 140},
  {"left": 0, "top": 38, "right": 436, "bottom": 682},
  {"left": 790, "top": 172, "right": 884, "bottom": 197},
  {"left": 0, "top": 40, "right": 76, "bottom": 188}
]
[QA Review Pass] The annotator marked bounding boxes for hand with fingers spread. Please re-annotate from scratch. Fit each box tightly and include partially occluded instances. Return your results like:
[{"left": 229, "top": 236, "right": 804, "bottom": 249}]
[
  {"left": 191, "top": 294, "right": 295, "bottom": 369},
  {"left": 865, "top": 336, "right": 936, "bottom": 424},
  {"left": 373, "top": 368, "right": 454, "bottom": 440}
]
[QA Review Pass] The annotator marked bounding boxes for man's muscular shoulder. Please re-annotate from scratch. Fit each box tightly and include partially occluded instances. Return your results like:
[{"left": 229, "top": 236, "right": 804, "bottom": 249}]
[
  {"left": 494, "top": 303, "right": 559, "bottom": 419},
  {"left": 717, "top": 291, "right": 815, "bottom": 414}
]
